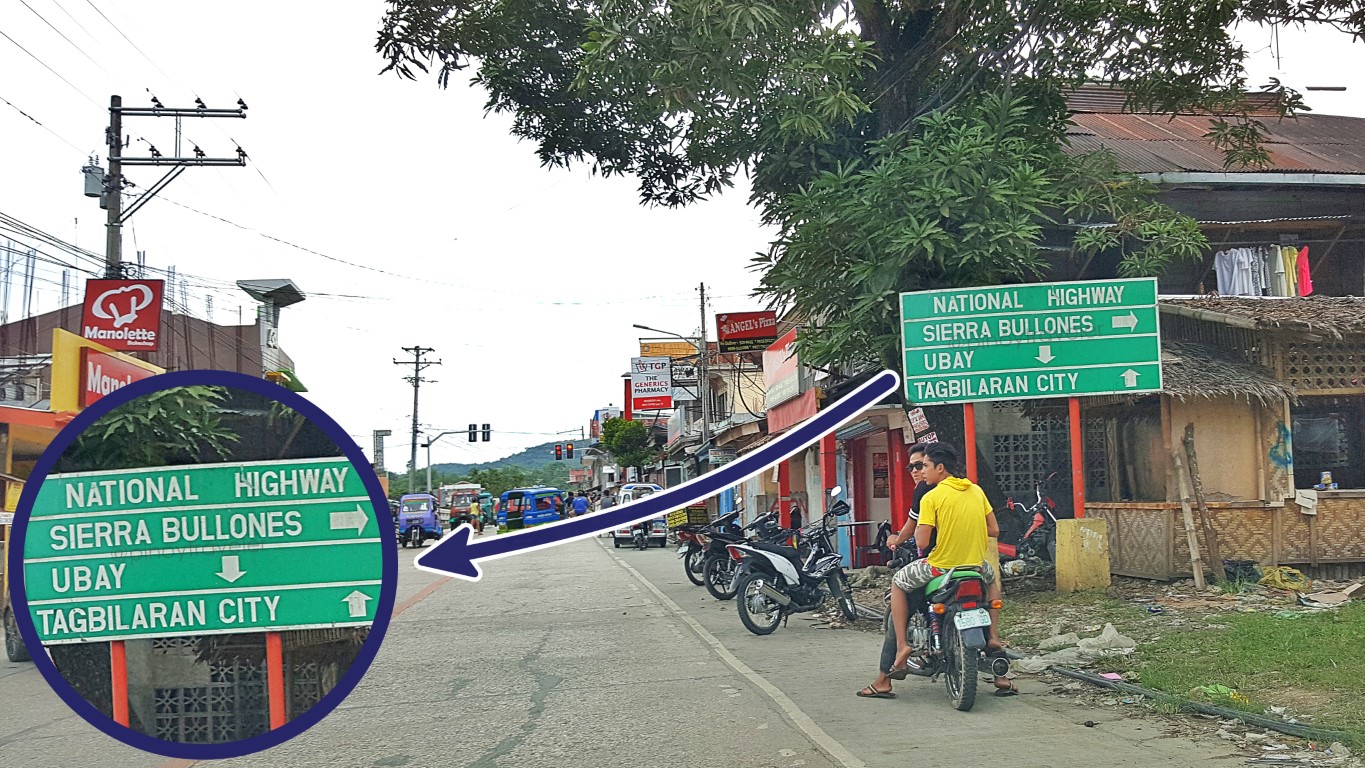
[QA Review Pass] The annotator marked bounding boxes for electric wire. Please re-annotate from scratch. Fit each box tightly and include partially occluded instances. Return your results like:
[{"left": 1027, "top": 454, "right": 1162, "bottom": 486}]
[
  {"left": 0, "top": 95, "right": 85, "bottom": 154},
  {"left": 19, "top": 0, "right": 115, "bottom": 78},
  {"left": 0, "top": 27, "right": 103, "bottom": 109}
]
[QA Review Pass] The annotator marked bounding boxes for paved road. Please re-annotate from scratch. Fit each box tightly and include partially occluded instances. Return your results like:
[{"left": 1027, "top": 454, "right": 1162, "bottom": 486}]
[{"left": 1, "top": 533, "right": 1241, "bottom": 767}]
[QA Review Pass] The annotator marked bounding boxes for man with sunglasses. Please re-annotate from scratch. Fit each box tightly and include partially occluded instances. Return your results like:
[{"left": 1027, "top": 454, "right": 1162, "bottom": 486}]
[
  {"left": 857, "top": 443, "right": 934, "bottom": 699},
  {"left": 885, "top": 442, "right": 1005, "bottom": 679}
]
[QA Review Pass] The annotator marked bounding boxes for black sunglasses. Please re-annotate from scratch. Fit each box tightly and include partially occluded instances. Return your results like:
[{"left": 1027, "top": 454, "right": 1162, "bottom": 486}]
[{"left": 908, "top": 461, "right": 926, "bottom": 471}]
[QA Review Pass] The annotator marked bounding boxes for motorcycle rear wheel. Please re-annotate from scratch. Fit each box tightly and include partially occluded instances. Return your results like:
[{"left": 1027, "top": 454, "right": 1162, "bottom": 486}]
[
  {"left": 943, "top": 623, "right": 979, "bottom": 712},
  {"left": 830, "top": 572, "right": 858, "bottom": 622},
  {"left": 684, "top": 548, "right": 706, "bottom": 586},
  {"left": 703, "top": 556, "right": 739, "bottom": 601},
  {"left": 737, "top": 574, "right": 782, "bottom": 635}
]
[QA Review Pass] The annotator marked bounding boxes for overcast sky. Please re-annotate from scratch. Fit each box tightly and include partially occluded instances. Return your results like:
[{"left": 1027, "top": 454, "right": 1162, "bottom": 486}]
[{"left": 2, "top": 3, "right": 1361, "bottom": 470}]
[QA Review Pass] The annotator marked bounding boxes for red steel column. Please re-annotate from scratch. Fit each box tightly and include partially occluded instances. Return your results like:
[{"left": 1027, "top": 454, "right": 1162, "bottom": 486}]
[
  {"left": 889, "top": 432, "right": 909, "bottom": 533},
  {"left": 820, "top": 433, "right": 838, "bottom": 503},
  {"left": 777, "top": 460, "right": 792, "bottom": 529},
  {"left": 849, "top": 439, "right": 869, "bottom": 550},
  {"left": 623, "top": 378, "right": 633, "bottom": 421},
  {"left": 110, "top": 641, "right": 130, "bottom": 727},
  {"left": 963, "top": 403, "right": 978, "bottom": 482},
  {"left": 266, "top": 631, "right": 286, "bottom": 729},
  {"left": 1069, "top": 397, "right": 1086, "bottom": 519}
]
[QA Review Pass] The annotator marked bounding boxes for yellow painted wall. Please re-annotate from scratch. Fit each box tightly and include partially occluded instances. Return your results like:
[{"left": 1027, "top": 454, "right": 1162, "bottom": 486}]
[
  {"left": 50, "top": 328, "right": 164, "bottom": 412},
  {"left": 1055, "top": 518, "right": 1112, "bottom": 593},
  {"left": 1169, "top": 398, "right": 1259, "bottom": 501}
]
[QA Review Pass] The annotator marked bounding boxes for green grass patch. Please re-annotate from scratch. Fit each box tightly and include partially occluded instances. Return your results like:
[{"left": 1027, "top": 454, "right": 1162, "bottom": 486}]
[{"left": 1118, "top": 602, "right": 1365, "bottom": 741}]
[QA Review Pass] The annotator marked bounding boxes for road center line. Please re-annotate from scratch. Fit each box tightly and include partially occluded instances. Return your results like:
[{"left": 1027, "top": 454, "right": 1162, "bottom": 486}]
[{"left": 599, "top": 538, "right": 867, "bottom": 768}]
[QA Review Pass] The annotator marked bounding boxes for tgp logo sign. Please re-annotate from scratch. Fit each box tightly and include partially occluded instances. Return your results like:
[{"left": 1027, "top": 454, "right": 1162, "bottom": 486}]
[{"left": 81, "top": 279, "right": 164, "bottom": 351}]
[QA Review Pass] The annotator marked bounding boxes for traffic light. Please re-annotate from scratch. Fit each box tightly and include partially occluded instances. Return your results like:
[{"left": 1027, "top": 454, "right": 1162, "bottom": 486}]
[
  {"left": 481, "top": 423, "right": 491, "bottom": 442},
  {"left": 566, "top": 442, "right": 574, "bottom": 459},
  {"left": 467, "top": 423, "right": 477, "bottom": 442},
  {"left": 554, "top": 444, "right": 563, "bottom": 460}
]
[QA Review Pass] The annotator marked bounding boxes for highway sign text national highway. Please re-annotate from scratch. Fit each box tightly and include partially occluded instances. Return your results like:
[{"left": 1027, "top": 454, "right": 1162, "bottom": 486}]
[
  {"left": 22, "top": 457, "right": 383, "bottom": 644},
  {"left": 900, "top": 278, "right": 1163, "bottom": 405}
]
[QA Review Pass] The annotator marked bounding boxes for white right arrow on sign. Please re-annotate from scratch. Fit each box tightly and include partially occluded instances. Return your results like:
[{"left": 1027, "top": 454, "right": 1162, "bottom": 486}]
[
  {"left": 342, "top": 590, "right": 372, "bottom": 618},
  {"left": 1112, "top": 312, "right": 1139, "bottom": 331},
  {"left": 330, "top": 506, "right": 370, "bottom": 535},
  {"left": 1121, "top": 369, "right": 1140, "bottom": 387},
  {"left": 1036, "top": 345, "right": 1055, "bottom": 364}
]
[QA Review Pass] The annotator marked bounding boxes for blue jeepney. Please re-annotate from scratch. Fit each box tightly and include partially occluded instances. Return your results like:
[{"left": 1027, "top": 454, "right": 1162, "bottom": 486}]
[
  {"left": 498, "top": 487, "right": 566, "bottom": 532},
  {"left": 397, "top": 493, "right": 443, "bottom": 548}
]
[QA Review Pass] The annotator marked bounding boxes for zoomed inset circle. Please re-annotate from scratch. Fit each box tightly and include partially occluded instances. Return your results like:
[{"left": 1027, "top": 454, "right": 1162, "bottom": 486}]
[{"left": 6, "top": 370, "right": 398, "bottom": 760}]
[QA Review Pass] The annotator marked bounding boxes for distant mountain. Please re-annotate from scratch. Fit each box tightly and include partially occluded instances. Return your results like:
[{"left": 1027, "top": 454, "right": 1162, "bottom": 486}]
[{"left": 430, "top": 440, "right": 564, "bottom": 476}]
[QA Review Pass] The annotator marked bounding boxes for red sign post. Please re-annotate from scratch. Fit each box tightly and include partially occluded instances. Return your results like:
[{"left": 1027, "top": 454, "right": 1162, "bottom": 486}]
[
  {"left": 715, "top": 310, "right": 778, "bottom": 353},
  {"left": 81, "top": 279, "right": 164, "bottom": 351}
]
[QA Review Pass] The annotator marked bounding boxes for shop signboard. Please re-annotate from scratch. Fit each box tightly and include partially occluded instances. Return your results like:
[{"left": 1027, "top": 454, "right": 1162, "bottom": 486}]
[
  {"left": 715, "top": 311, "right": 778, "bottom": 353},
  {"left": 22, "top": 457, "right": 382, "bottom": 644},
  {"left": 630, "top": 356, "right": 674, "bottom": 411},
  {"left": 900, "top": 278, "right": 1163, "bottom": 405},
  {"left": 81, "top": 279, "right": 165, "bottom": 352}
]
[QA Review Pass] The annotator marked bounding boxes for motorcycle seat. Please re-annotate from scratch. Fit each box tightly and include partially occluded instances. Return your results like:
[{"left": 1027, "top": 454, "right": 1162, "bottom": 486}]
[
  {"left": 926, "top": 568, "right": 984, "bottom": 595},
  {"left": 749, "top": 542, "right": 802, "bottom": 561}
]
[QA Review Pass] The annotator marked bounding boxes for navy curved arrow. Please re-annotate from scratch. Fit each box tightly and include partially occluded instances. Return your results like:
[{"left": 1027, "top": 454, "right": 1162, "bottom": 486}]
[{"left": 415, "top": 369, "right": 900, "bottom": 581}]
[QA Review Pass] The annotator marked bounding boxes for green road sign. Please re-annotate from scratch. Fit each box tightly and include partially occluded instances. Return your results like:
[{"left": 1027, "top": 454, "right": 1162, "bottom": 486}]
[
  {"left": 22, "top": 457, "right": 383, "bottom": 645},
  {"left": 900, "top": 278, "right": 1163, "bottom": 405}
]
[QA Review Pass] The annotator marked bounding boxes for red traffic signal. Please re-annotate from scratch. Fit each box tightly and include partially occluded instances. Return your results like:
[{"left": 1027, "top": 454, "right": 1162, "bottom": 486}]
[
  {"left": 566, "top": 442, "right": 574, "bottom": 459},
  {"left": 554, "top": 444, "right": 563, "bottom": 460}
]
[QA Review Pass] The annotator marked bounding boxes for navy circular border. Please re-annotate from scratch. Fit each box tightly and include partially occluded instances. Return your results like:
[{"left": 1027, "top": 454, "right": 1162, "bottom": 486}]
[{"left": 6, "top": 370, "right": 398, "bottom": 760}]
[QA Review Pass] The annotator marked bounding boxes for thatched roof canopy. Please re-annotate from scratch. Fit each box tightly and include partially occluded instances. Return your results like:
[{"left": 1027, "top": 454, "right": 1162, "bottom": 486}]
[
  {"left": 1158, "top": 341, "right": 1295, "bottom": 405},
  {"left": 1160, "top": 296, "right": 1365, "bottom": 340}
]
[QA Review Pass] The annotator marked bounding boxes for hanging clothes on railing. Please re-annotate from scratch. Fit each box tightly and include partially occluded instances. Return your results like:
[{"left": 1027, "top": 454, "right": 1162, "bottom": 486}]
[
  {"left": 1270, "top": 246, "right": 1290, "bottom": 296},
  {"left": 1213, "top": 247, "right": 1261, "bottom": 296},
  {"left": 1297, "top": 245, "right": 1313, "bottom": 296}
]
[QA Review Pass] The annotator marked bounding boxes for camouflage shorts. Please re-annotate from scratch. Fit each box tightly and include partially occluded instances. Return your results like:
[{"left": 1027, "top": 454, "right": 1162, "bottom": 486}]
[{"left": 892, "top": 558, "right": 995, "bottom": 592}]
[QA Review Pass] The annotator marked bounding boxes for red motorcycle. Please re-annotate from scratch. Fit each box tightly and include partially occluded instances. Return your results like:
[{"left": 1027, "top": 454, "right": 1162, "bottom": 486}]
[{"left": 996, "top": 472, "right": 1060, "bottom": 564}]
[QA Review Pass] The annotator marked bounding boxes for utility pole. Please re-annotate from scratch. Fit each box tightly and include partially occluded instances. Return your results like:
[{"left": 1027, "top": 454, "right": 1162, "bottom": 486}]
[
  {"left": 99, "top": 93, "right": 248, "bottom": 278},
  {"left": 105, "top": 95, "right": 123, "bottom": 277},
  {"left": 698, "top": 282, "right": 711, "bottom": 450},
  {"left": 394, "top": 346, "right": 440, "bottom": 491}
]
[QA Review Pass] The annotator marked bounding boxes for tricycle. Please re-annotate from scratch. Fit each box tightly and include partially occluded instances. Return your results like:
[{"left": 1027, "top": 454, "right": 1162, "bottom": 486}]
[{"left": 397, "top": 493, "right": 444, "bottom": 548}]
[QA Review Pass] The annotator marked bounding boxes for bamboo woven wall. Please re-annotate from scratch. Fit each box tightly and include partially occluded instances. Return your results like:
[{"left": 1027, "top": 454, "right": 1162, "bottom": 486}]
[{"left": 1088, "top": 496, "right": 1365, "bottom": 580}]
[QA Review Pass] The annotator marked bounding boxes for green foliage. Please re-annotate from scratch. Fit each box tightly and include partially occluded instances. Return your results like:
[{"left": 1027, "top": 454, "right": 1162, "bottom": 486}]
[
  {"left": 59, "top": 387, "right": 239, "bottom": 472},
  {"left": 599, "top": 417, "right": 655, "bottom": 470},
  {"left": 757, "top": 94, "right": 1207, "bottom": 369},
  {"left": 377, "top": 0, "right": 1358, "bottom": 373}
]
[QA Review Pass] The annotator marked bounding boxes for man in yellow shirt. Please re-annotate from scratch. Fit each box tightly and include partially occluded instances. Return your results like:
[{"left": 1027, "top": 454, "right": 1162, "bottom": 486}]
[{"left": 886, "top": 442, "right": 1003, "bottom": 677}]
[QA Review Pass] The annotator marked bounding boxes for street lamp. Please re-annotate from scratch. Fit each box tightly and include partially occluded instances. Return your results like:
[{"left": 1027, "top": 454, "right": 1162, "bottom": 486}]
[
  {"left": 632, "top": 323, "right": 710, "bottom": 449},
  {"left": 419, "top": 430, "right": 461, "bottom": 495}
]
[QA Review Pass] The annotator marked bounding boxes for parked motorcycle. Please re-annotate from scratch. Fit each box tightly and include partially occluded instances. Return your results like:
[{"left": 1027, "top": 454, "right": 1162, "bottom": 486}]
[
  {"left": 632, "top": 522, "right": 650, "bottom": 550},
  {"left": 702, "top": 511, "right": 791, "bottom": 601},
  {"left": 675, "top": 512, "right": 744, "bottom": 587},
  {"left": 998, "top": 471, "right": 1060, "bottom": 564},
  {"left": 729, "top": 487, "right": 857, "bottom": 635}
]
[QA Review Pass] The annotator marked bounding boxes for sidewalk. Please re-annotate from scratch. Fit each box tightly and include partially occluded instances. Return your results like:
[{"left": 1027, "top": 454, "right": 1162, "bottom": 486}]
[{"left": 608, "top": 539, "right": 1247, "bottom": 768}]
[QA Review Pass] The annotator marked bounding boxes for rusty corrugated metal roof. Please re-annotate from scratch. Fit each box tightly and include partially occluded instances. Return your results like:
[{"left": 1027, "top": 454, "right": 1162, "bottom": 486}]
[{"left": 1063, "top": 112, "right": 1365, "bottom": 175}]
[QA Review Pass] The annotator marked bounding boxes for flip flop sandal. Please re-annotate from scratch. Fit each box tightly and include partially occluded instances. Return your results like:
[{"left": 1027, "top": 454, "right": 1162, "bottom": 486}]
[
  {"left": 993, "top": 682, "right": 1020, "bottom": 697},
  {"left": 857, "top": 685, "right": 896, "bottom": 699},
  {"left": 886, "top": 664, "right": 912, "bottom": 681}
]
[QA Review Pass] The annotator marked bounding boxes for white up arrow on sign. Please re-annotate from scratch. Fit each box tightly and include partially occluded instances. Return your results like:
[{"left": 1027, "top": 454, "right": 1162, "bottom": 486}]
[
  {"left": 330, "top": 506, "right": 370, "bottom": 534},
  {"left": 1036, "top": 345, "right": 1055, "bottom": 364},
  {"left": 216, "top": 555, "right": 246, "bottom": 583},
  {"left": 1111, "top": 312, "right": 1139, "bottom": 331},
  {"left": 1121, "top": 369, "right": 1141, "bottom": 387},
  {"left": 342, "top": 591, "right": 372, "bottom": 618}
]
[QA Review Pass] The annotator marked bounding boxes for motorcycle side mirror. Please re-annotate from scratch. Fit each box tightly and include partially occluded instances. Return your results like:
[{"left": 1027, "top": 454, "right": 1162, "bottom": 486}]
[{"left": 828, "top": 486, "right": 843, "bottom": 498}]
